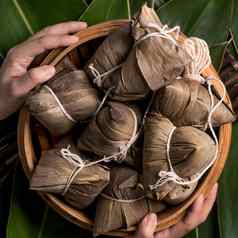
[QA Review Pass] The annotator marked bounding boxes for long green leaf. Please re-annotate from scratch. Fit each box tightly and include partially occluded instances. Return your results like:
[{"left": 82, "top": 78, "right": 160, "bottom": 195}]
[
  {"left": 217, "top": 124, "right": 238, "bottom": 238},
  {"left": 185, "top": 229, "right": 199, "bottom": 238},
  {"left": 0, "top": 0, "right": 89, "bottom": 55},
  {"left": 158, "top": 0, "right": 232, "bottom": 68},
  {"left": 184, "top": 204, "right": 219, "bottom": 238},
  {"left": 7, "top": 167, "right": 92, "bottom": 238},
  {"left": 79, "top": 0, "right": 131, "bottom": 25},
  {"left": 0, "top": 0, "right": 32, "bottom": 55},
  {"left": 198, "top": 205, "right": 220, "bottom": 238}
]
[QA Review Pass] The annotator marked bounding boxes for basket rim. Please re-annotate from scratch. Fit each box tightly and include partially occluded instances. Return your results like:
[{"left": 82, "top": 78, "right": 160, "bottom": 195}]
[{"left": 17, "top": 20, "right": 233, "bottom": 237}]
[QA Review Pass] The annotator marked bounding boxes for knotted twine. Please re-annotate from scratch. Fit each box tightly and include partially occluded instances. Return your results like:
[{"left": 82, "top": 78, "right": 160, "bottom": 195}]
[
  {"left": 43, "top": 77, "right": 113, "bottom": 123},
  {"left": 60, "top": 107, "right": 139, "bottom": 196},
  {"left": 88, "top": 22, "right": 181, "bottom": 93},
  {"left": 149, "top": 37, "right": 227, "bottom": 189},
  {"left": 183, "top": 37, "right": 212, "bottom": 83},
  {"left": 60, "top": 91, "right": 156, "bottom": 196},
  {"left": 134, "top": 23, "right": 180, "bottom": 47},
  {"left": 100, "top": 193, "right": 145, "bottom": 203},
  {"left": 150, "top": 78, "right": 226, "bottom": 189}
]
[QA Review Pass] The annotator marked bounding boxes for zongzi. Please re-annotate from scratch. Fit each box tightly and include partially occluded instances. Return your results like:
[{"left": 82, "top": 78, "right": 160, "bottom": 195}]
[
  {"left": 30, "top": 137, "right": 110, "bottom": 210},
  {"left": 153, "top": 79, "right": 235, "bottom": 129},
  {"left": 143, "top": 113, "right": 216, "bottom": 200},
  {"left": 94, "top": 166, "right": 147, "bottom": 235},
  {"left": 77, "top": 102, "right": 140, "bottom": 160},
  {"left": 26, "top": 67, "right": 100, "bottom": 136}
]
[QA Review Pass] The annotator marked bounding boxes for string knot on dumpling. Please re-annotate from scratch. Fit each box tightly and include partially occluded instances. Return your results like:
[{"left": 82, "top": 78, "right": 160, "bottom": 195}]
[
  {"left": 183, "top": 37, "right": 212, "bottom": 83},
  {"left": 135, "top": 23, "right": 180, "bottom": 47}
]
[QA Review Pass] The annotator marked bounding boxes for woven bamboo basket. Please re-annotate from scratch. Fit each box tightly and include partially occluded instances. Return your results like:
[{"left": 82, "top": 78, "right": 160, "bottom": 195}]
[{"left": 18, "top": 20, "right": 233, "bottom": 236}]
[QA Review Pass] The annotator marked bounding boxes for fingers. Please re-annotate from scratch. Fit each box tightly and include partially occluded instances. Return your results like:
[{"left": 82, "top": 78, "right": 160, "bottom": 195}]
[
  {"left": 10, "top": 65, "right": 56, "bottom": 97},
  {"left": 31, "top": 21, "right": 87, "bottom": 39},
  {"left": 202, "top": 183, "right": 218, "bottom": 216},
  {"left": 154, "top": 229, "right": 170, "bottom": 238},
  {"left": 184, "top": 183, "right": 218, "bottom": 229},
  {"left": 7, "top": 34, "right": 79, "bottom": 62},
  {"left": 155, "top": 184, "right": 218, "bottom": 238},
  {"left": 132, "top": 213, "right": 157, "bottom": 238}
]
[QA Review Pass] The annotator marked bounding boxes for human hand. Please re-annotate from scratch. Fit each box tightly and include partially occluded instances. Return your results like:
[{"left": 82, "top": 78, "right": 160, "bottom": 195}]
[
  {"left": 128, "top": 183, "right": 218, "bottom": 238},
  {"left": 0, "top": 21, "right": 87, "bottom": 120}
]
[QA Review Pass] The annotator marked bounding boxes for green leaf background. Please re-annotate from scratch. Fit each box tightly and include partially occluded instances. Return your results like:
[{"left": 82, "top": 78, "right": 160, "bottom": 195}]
[{"left": 0, "top": 0, "right": 238, "bottom": 237}]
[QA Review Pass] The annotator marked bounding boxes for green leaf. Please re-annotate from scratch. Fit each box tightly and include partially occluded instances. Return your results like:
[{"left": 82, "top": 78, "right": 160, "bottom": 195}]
[
  {"left": 0, "top": 172, "right": 14, "bottom": 238},
  {"left": 7, "top": 167, "right": 92, "bottom": 238},
  {"left": 79, "top": 0, "right": 131, "bottom": 25},
  {"left": 184, "top": 229, "right": 199, "bottom": 238},
  {"left": 0, "top": 0, "right": 88, "bottom": 55},
  {"left": 184, "top": 205, "right": 219, "bottom": 238},
  {"left": 198, "top": 205, "right": 220, "bottom": 238},
  {"left": 217, "top": 124, "right": 238, "bottom": 238},
  {"left": 158, "top": 0, "right": 232, "bottom": 69},
  {"left": 0, "top": 0, "right": 32, "bottom": 55}
]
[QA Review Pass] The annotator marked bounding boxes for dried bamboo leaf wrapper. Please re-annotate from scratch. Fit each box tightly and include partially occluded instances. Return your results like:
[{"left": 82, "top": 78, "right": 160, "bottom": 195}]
[
  {"left": 124, "top": 144, "right": 142, "bottom": 171},
  {"left": 154, "top": 79, "right": 235, "bottom": 128},
  {"left": 170, "top": 126, "right": 216, "bottom": 175},
  {"left": 143, "top": 114, "right": 175, "bottom": 199},
  {"left": 164, "top": 182, "right": 198, "bottom": 205},
  {"left": 183, "top": 37, "right": 211, "bottom": 83},
  {"left": 132, "top": 5, "right": 192, "bottom": 91},
  {"left": 143, "top": 113, "right": 216, "bottom": 200},
  {"left": 94, "top": 167, "right": 148, "bottom": 235},
  {"left": 77, "top": 102, "right": 140, "bottom": 157},
  {"left": 148, "top": 199, "right": 167, "bottom": 213},
  {"left": 105, "top": 49, "right": 150, "bottom": 101},
  {"left": 30, "top": 138, "right": 110, "bottom": 210},
  {"left": 85, "top": 23, "right": 134, "bottom": 84},
  {"left": 48, "top": 71, "right": 99, "bottom": 119},
  {"left": 26, "top": 69, "right": 100, "bottom": 136}
]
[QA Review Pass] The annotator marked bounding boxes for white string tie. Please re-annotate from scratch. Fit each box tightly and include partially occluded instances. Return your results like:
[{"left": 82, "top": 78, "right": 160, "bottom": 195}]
[
  {"left": 149, "top": 76, "right": 227, "bottom": 189},
  {"left": 88, "top": 63, "right": 122, "bottom": 88},
  {"left": 135, "top": 23, "right": 180, "bottom": 47},
  {"left": 43, "top": 85, "right": 77, "bottom": 123},
  {"left": 60, "top": 108, "right": 139, "bottom": 195}
]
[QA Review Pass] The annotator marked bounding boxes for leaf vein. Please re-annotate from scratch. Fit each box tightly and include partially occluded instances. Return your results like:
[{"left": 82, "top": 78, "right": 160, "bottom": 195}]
[{"left": 12, "top": 0, "right": 34, "bottom": 35}]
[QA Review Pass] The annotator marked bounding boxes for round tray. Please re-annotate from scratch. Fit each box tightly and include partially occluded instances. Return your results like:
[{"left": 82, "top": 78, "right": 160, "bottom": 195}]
[{"left": 18, "top": 20, "right": 233, "bottom": 236}]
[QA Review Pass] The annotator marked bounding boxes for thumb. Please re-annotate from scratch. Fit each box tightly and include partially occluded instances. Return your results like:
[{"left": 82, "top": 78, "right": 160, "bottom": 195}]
[{"left": 134, "top": 213, "right": 157, "bottom": 238}]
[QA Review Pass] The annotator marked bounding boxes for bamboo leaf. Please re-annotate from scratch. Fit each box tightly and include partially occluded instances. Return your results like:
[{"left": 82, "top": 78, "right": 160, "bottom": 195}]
[
  {"left": 79, "top": 0, "right": 130, "bottom": 25},
  {"left": 184, "top": 204, "right": 219, "bottom": 238},
  {"left": 7, "top": 167, "right": 92, "bottom": 238},
  {"left": 198, "top": 205, "right": 220, "bottom": 238},
  {"left": 184, "top": 229, "right": 199, "bottom": 238},
  {"left": 0, "top": 0, "right": 88, "bottom": 55},
  {"left": 0, "top": 0, "right": 32, "bottom": 55},
  {"left": 217, "top": 124, "right": 238, "bottom": 238},
  {"left": 158, "top": 0, "right": 232, "bottom": 69}
]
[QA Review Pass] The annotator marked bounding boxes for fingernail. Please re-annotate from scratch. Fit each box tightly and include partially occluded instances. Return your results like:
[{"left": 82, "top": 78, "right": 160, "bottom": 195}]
[
  {"left": 213, "top": 183, "right": 218, "bottom": 193},
  {"left": 146, "top": 213, "right": 157, "bottom": 226},
  {"left": 79, "top": 22, "right": 87, "bottom": 28}
]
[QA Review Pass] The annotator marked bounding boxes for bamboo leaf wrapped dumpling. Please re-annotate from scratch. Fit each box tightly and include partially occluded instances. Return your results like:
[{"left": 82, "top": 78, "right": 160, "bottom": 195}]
[
  {"left": 30, "top": 137, "right": 110, "bottom": 210},
  {"left": 85, "top": 22, "right": 134, "bottom": 87},
  {"left": 94, "top": 167, "right": 148, "bottom": 235},
  {"left": 164, "top": 182, "right": 198, "bottom": 205},
  {"left": 132, "top": 5, "right": 192, "bottom": 91},
  {"left": 26, "top": 67, "right": 100, "bottom": 136},
  {"left": 143, "top": 113, "right": 216, "bottom": 200},
  {"left": 153, "top": 79, "right": 235, "bottom": 129},
  {"left": 77, "top": 102, "right": 140, "bottom": 159},
  {"left": 86, "top": 5, "right": 192, "bottom": 101}
]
